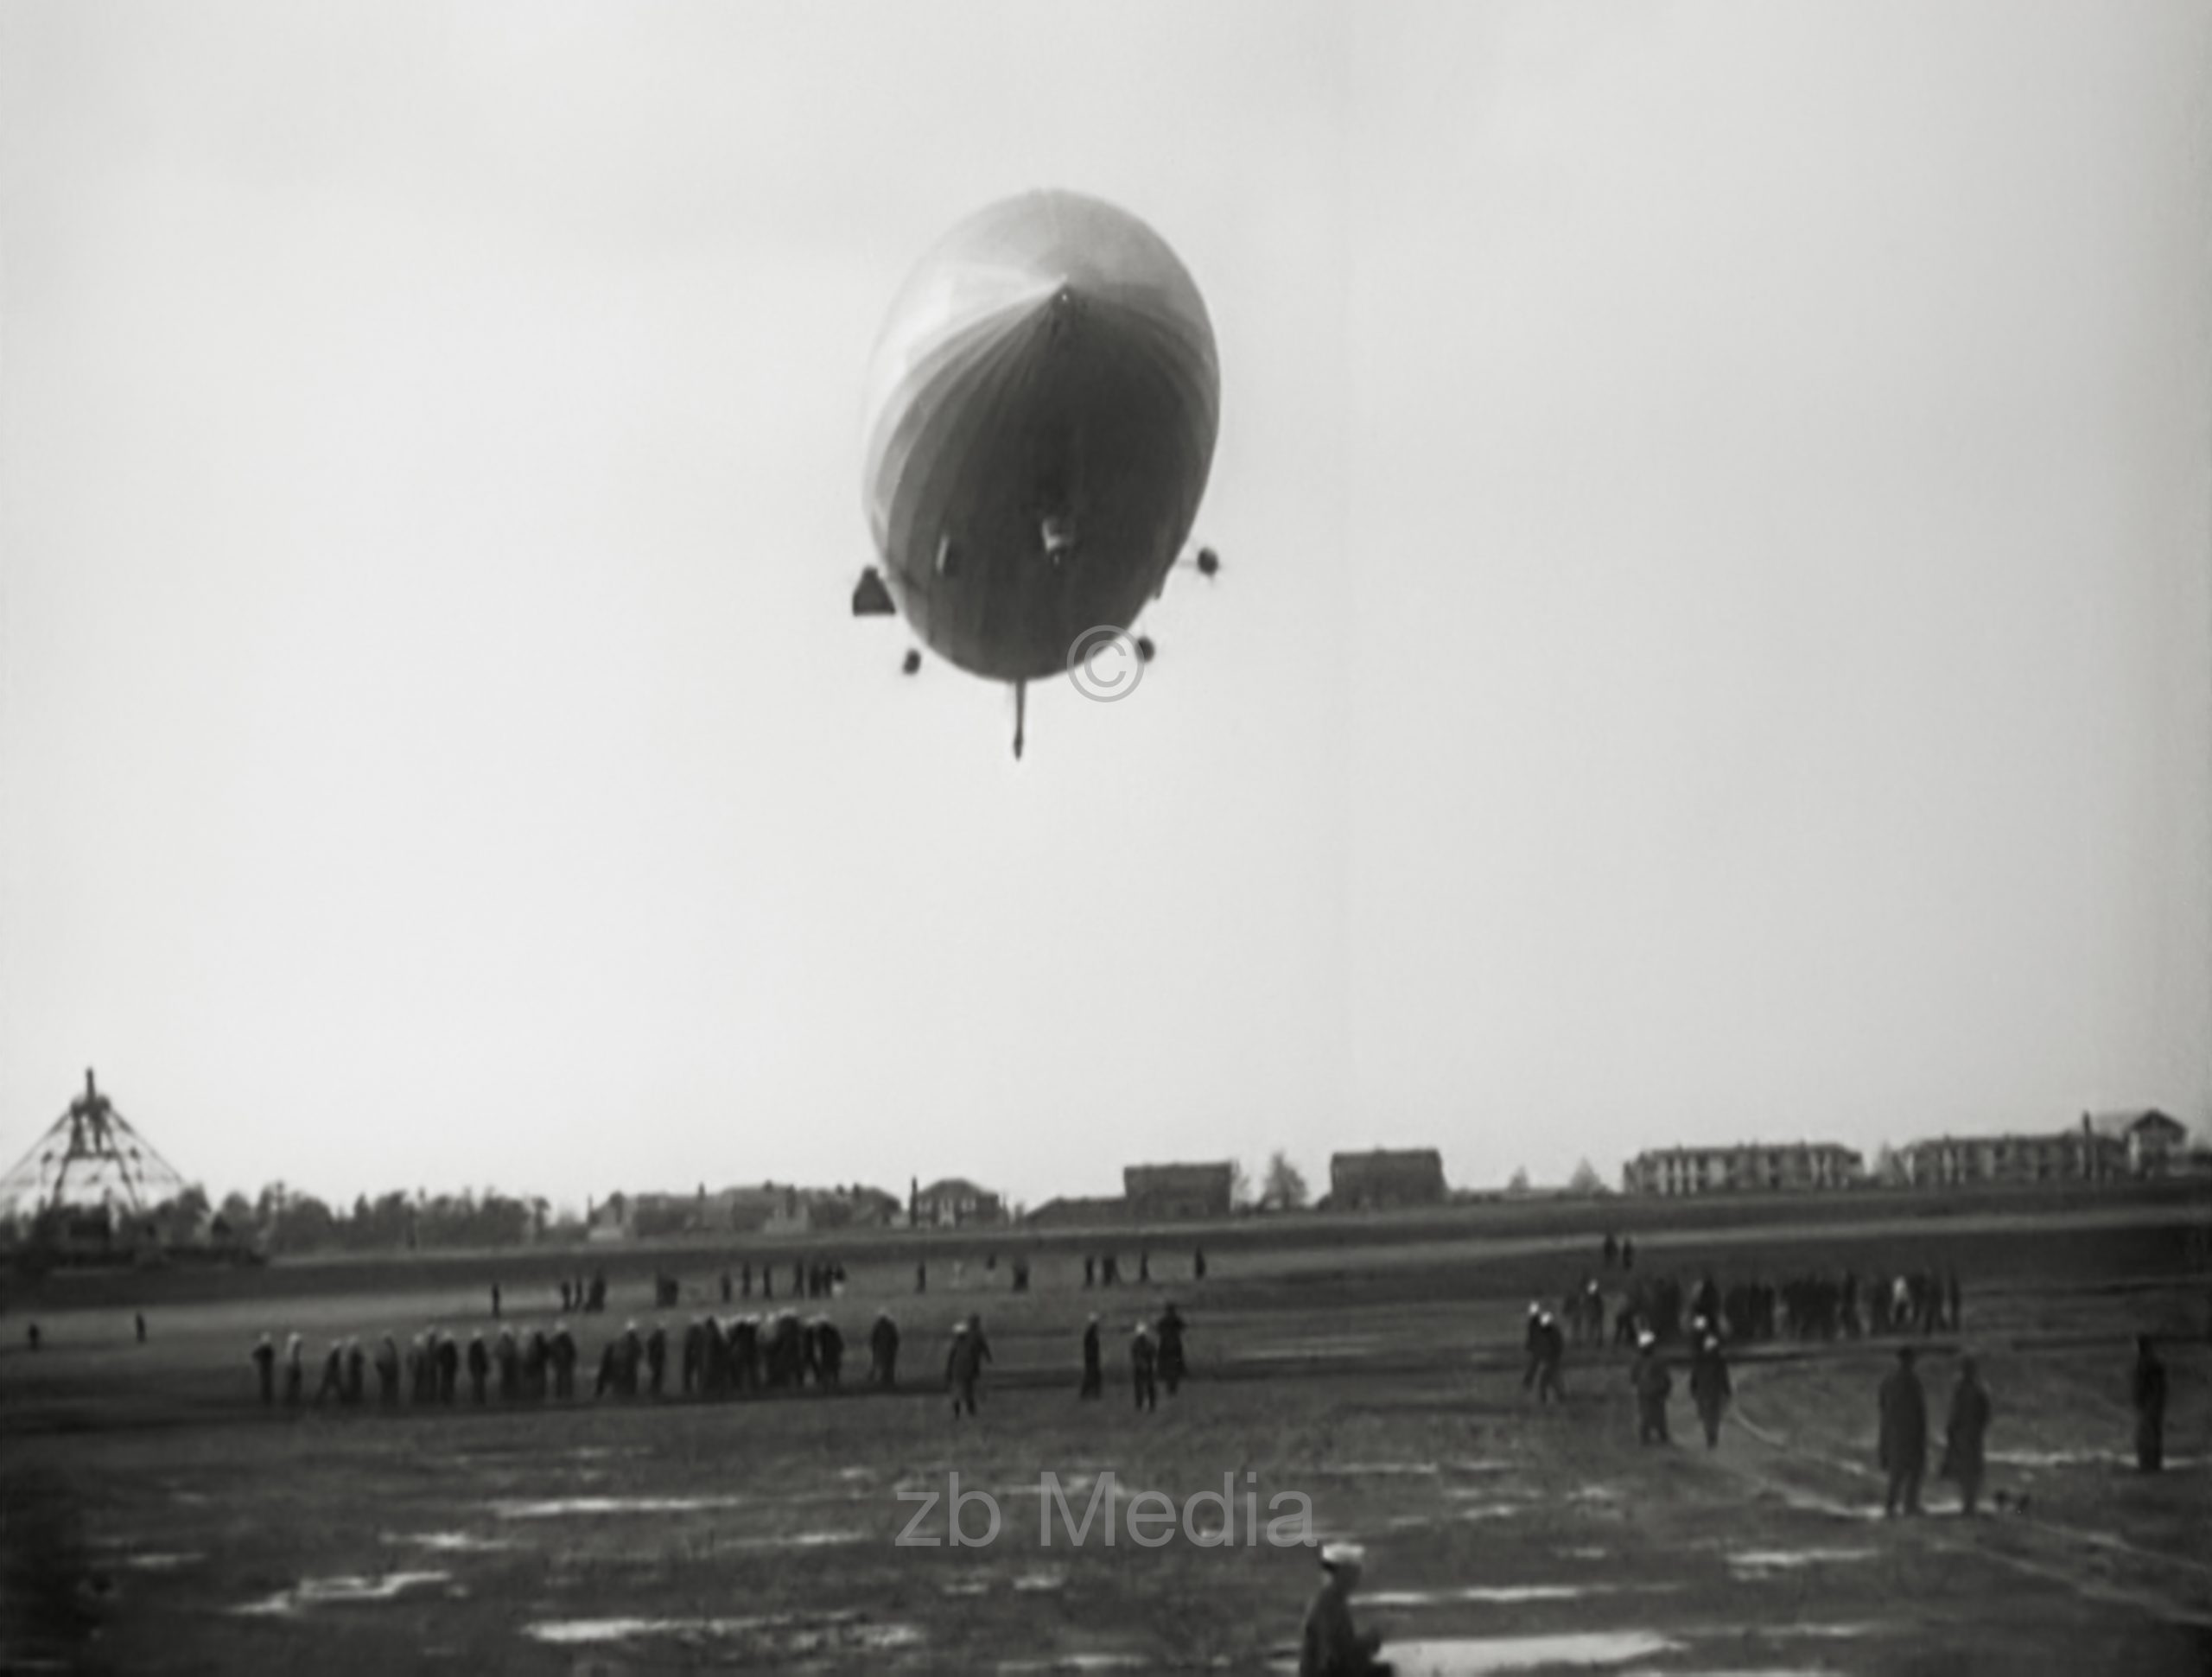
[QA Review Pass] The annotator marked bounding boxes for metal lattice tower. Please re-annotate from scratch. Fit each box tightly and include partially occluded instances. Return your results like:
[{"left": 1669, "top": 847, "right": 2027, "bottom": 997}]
[{"left": 0, "top": 1070, "right": 189, "bottom": 1218}]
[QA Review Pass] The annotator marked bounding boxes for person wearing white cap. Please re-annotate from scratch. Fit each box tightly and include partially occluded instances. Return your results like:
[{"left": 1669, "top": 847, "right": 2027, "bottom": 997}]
[
  {"left": 1631, "top": 1329, "right": 1671, "bottom": 1445},
  {"left": 1535, "top": 1312, "right": 1567, "bottom": 1404},
  {"left": 1689, "top": 1332, "right": 1731, "bottom": 1448},
  {"left": 1300, "top": 1541, "right": 1389, "bottom": 1675}
]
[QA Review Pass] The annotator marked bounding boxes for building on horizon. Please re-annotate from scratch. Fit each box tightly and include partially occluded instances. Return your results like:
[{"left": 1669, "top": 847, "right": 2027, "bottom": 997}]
[
  {"left": 1024, "top": 1195, "right": 1131, "bottom": 1229},
  {"left": 2090, "top": 1109, "right": 2189, "bottom": 1178},
  {"left": 912, "top": 1176, "right": 1007, "bottom": 1229},
  {"left": 1620, "top": 1141, "right": 1863, "bottom": 1197},
  {"left": 1327, "top": 1148, "right": 1447, "bottom": 1210},
  {"left": 1123, "top": 1161, "right": 1235, "bottom": 1221},
  {"left": 1897, "top": 1111, "right": 2184, "bottom": 1189},
  {"left": 581, "top": 1180, "right": 906, "bottom": 1241}
]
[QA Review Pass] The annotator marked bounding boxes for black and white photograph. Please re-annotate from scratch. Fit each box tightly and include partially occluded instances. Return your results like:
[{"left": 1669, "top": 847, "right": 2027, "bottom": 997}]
[{"left": 2, "top": 3, "right": 2208, "bottom": 1672}]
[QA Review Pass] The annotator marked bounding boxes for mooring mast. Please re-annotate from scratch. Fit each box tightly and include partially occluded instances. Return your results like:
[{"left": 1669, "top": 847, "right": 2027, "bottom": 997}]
[{"left": 0, "top": 1069, "right": 189, "bottom": 1217}]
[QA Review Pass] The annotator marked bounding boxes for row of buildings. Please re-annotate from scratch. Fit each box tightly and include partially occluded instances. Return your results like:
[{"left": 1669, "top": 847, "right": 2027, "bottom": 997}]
[
  {"left": 1028, "top": 1150, "right": 1451, "bottom": 1226},
  {"left": 578, "top": 1113, "right": 2197, "bottom": 1242},
  {"left": 587, "top": 1177, "right": 1009, "bottom": 1241},
  {"left": 1620, "top": 1110, "right": 2196, "bottom": 1197}
]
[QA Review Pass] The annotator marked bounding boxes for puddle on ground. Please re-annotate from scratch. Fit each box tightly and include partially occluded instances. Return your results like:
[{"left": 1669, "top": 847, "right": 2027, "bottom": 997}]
[
  {"left": 233, "top": 1572, "right": 452, "bottom": 1617},
  {"left": 1317, "top": 1463, "right": 1440, "bottom": 1477},
  {"left": 492, "top": 1496, "right": 747, "bottom": 1519},
  {"left": 118, "top": 1553, "right": 202, "bottom": 1572},
  {"left": 1991, "top": 1449, "right": 2204, "bottom": 1471},
  {"left": 1558, "top": 1547, "right": 1608, "bottom": 1560},
  {"left": 1727, "top": 1548, "right": 1877, "bottom": 1572},
  {"left": 1243, "top": 1337, "right": 1385, "bottom": 1357},
  {"left": 524, "top": 1610, "right": 918, "bottom": 1654},
  {"left": 941, "top": 1579, "right": 992, "bottom": 1597},
  {"left": 1013, "top": 1569, "right": 1067, "bottom": 1593},
  {"left": 1774, "top": 1625, "right": 1878, "bottom": 1640},
  {"left": 1349, "top": 1632, "right": 1679, "bottom": 1674},
  {"left": 383, "top": 1531, "right": 519, "bottom": 1553},
  {"left": 997, "top": 1657, "right": 1149, "bottom": 1674},
  {"left": 723, "top": 1528, "right": 864, "bottom": 1550},
  {"left": 1365, "top": 1585, "right": 1596, "bottom": 1605},
  {"left": 1765, "top": 1489, "right": 1891, "bottom": 1523}
]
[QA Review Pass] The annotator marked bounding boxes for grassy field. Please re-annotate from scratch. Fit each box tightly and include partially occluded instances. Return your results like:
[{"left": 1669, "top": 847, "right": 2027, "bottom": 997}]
[{"left": 3, "top": 1191, "right": 2208, "bottom": 1674}]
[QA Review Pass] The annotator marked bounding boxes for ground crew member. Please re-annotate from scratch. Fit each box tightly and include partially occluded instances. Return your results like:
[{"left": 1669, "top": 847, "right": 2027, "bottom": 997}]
[
  {"left": 1688, "top": 1333, "right": 1731, "bottom": 1447},
  {"left": 344, "top": 1337, "right": 365, "bottom": 1405},
  {"left": 870, "top": 1313, "right": 899, "bottom": 1388},
  {"left": 1084, "top": 1255, "right": 1096, "bottom": 1287},
  {"left": 551, "top": 1321, "right": 575, "bottom": 1399},
  {"left": 1080, "top": 1313, "right": 1103, "bottom": 1399},
  {"left": 1300, "top": 1541, "right": 1388, "bottom": 1676},
  {"left": 375, "top": 1335, "right": 401, "bottom": 1407},
  {"left": 914, "top": 1261, "right": 925, "bottom": 1294},
  {"left": 1157, "top": 1303, "right": 1188, "bottom": 1396},
  {"left": 1132, "top": 1322, "right": 1159, "bottom": 1412},
  {"left": 315, "top": 1339, "right": 345, "bottom": 1405},
  {"left": 1522, "top": 1303, "right": 1546, "bottom": 1392},
  {"left": 2133, "top": 1337, "right": 2167, "bottom": 1471},
  {"left": 645, "top": 1322, "right": 668, "bottom": 1397},
  {"left": 491, "top": 1283, "right": 501, "bottom": 1319},
  {"left": 251, "top": 1333, "right": 276, "bottom": 1405},
  {"left": 1878, "top": 1345, "right": 1928, "bottom": 1516},
  {"left": 595, "top": 1339, "right": 620, "bottom": 1398},
  {"left": 1535, "top": 1312, "right": 1567, "bottom": 1403},
  {"left": 1631, "top": 1331, "right": 1669, "bottom": 1445},
  {"left": 1139, "top": 1251, "right": 1151, "bottom": 1284},
  {"left": 136, "top": 1312, "right": 147, "bottom": 1344},
  {"left": 283, "top": 1333, "right": 305, "bottom": 1407},
  {"left": 1194, "top": 1247, "right": 1207, "bottom": 1281},
  {"left": 946, "top": 1321, "right": 986, "bottom": 1418},
  {"left": 467, "top": 1331, "right": 490, "bottom": 1404},
  {"left": 1941, "top": 1355, "right": 1991, "bottom": 1515},
  {"left": 26, "top": 1324, "right": 39, "bottom": 1351},
  {"left": 435, "top": 1331, "right": 460, "bottom": 1403}
]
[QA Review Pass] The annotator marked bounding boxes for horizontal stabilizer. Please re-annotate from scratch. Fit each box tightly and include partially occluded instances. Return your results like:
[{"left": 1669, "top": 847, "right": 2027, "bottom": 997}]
[{"left": 851, "top": 568, "right": 896, "bottom": 616}]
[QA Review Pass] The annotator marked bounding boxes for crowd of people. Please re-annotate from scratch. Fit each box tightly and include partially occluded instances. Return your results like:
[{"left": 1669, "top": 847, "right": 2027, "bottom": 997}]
[
  {"left": 1527, "top": 1234, "right": 2177, "bottom": 1509},
  {"left": 242, "top": 1264, "right": 1207, "bottom": 1425}
]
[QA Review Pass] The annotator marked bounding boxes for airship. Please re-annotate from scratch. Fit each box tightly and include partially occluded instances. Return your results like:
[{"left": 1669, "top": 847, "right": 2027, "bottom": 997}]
[{"left": 852, "top": 190, "right": 1222, "bottom": 757}]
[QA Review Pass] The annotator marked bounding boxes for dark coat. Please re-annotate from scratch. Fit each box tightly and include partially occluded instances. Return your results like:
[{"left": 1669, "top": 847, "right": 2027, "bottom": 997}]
[
  {"left": 1879, "top": 1366, "right": 1928, "bottom": 1471},
  {"left": 1940, "top": 1375, "right": 1991, "bottom": 1480}
]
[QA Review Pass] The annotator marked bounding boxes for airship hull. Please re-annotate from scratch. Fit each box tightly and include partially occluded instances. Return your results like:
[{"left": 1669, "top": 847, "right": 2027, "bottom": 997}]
[{"left": 861, "top": 192, "right": 1219, "bottom": 682}]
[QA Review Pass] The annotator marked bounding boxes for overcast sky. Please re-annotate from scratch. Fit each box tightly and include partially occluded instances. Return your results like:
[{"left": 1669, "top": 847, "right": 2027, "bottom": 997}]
[{"left": 3, "top": 1, "right": 2206, "bottom": 1215}]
